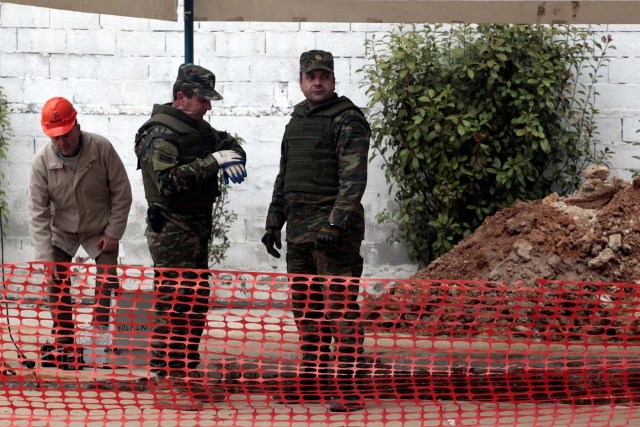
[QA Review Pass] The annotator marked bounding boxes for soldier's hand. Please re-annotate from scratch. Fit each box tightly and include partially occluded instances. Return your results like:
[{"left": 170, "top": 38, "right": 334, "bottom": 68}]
[
  {"left": 222, "top": 163, "right": 247, "bottom": 184},
  {"left": 261, "top": 228, "right": 282, "bottom": 258},
  {"left": 315, "top": 223, "right": 341, "bottom": 245},
  {"left": 212, "top": 150, "right": 244, "bottom": 168}
]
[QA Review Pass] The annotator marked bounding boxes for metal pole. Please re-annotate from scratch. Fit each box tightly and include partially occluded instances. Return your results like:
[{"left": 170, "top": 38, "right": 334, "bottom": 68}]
[{"left": 184, "top": 0, "right": 194, "bottom": 63}]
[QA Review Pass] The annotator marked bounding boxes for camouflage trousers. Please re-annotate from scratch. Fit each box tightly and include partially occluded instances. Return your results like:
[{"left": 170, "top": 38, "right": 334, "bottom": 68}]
[
  {"left": 146, "top": 219, "right": 211, "bottom": 377},
  {"left": 48, "top": 246, "right": 119, "bottom": 345},
  {"left": 286, "top": 239, "right": 365, "bottom": 378}
]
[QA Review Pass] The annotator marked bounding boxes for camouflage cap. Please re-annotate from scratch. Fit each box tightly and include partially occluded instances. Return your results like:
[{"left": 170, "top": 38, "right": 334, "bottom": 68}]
[
  {"left": 300, "top": 50, "right": 334, "bottom": 74},
  {"left": 175, "top": 63, "right": 223, "bottom": 101}
]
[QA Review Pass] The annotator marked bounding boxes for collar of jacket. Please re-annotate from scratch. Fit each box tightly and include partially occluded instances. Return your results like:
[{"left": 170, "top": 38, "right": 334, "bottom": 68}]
[
  {"left": 294, "top": 93, "right": 340, "bottom": 117},
  {"left": 154, "top": 102, "right": 201, "bottom": 128},
  {"left": 45, "top": 131, "right": 99, "bottom": 170}
]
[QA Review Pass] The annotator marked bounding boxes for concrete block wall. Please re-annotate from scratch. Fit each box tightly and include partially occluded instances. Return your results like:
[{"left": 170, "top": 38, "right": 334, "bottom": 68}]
[{"left": 1, "top": 2, "right": 639, "bottom": 279}]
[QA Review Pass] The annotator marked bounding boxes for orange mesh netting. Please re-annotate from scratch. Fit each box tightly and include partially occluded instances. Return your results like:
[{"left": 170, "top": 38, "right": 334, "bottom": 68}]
[{"left": 1, "top": 261, "right": 640, "bottom": 426}]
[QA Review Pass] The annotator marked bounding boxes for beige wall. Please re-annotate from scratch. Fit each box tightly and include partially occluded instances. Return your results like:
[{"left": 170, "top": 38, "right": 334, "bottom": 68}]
[
  {"left": 2, "top": 0, "right": 177, "bottom": 20},
  {"left": 198, "top": 0, "right": 640, "bottom": 24},
  {"left": 6, "top": 0, "right": 640, "bottom": 24}
]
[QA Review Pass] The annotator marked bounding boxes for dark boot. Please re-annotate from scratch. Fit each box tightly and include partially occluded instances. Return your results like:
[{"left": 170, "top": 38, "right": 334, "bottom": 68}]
[
  {"left": 325, "top": 378, "right": 365, "bottom": 412},
  {"left": 326, "top": 394, "right": 365, "bottom": 412},
  {"left": 40, "top": 344, "right": 85, "bottom": 370},
  {"left": 275, "top": 362, "right": 323, "bottom": 404}
]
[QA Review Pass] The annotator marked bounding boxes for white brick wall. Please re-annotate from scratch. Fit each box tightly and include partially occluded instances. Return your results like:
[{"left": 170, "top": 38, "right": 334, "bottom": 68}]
[{"left": 1, "top": 2, "right": 640, "bottom": 280}]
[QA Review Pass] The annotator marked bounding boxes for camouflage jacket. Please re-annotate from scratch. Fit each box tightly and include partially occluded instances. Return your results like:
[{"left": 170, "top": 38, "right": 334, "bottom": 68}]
[
  {"left": 136, "top": 103, "right": 245, "bottom": 239},
  {"left": 266, "top": 95, "right": 370, "bottom": 244}
]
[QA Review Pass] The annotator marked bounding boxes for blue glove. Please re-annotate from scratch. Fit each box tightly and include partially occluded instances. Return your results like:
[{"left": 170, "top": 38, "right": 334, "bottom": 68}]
[{"left": 223, "top": 162, "right": 247, "bottom": 184}]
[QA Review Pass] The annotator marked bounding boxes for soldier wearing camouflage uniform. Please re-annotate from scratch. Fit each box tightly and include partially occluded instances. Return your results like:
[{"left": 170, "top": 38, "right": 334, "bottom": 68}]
[
  {"left": 262, "top": 50, "right": 370, "bottom": 412},
  {"left": 135, "top": 63, "right": 246, "bottom": 380}
]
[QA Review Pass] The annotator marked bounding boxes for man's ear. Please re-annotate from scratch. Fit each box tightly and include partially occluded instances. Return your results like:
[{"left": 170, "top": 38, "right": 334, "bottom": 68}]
[{"left": 173, "top": 91, "right": 185, "bottom": 107}]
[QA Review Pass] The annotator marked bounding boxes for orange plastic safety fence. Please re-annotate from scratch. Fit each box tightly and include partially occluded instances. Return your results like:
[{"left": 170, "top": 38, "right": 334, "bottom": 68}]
[{"left": 1, "top": 262, "right": 640, "bottom": 426}]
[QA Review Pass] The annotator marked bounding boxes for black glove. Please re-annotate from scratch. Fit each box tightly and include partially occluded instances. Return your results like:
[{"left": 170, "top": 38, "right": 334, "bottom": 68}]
[
  {"left": 315, "top": 223, "right": 341, "bottom": 245},
  {"left": 261, "top": 228, "right": 282, "bottom": 258}
]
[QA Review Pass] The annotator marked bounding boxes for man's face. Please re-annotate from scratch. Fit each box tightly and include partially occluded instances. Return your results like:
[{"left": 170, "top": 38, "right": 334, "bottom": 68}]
[
  {"left": 299, "top": 69, "right": 335, "bottom": 108},
  {"left": 174, "top": 91, "right": 212, "bottom": 121},
  {"left": 50, "top": 124, "right": 81, "bottom": 157}
]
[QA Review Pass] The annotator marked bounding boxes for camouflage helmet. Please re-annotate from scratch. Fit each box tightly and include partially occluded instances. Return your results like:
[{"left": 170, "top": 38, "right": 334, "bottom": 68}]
[
  {"left": 175, "top": 63, "right": 222, "bottom": 101},
  {"left": 300, "top": 50, "right": 334, "bottom": 74}
]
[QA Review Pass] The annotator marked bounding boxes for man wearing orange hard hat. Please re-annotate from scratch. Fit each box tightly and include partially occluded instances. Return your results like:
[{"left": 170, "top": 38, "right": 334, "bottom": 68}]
[{"left": 28, "top": 97, "right": 132, "bottom": 370}]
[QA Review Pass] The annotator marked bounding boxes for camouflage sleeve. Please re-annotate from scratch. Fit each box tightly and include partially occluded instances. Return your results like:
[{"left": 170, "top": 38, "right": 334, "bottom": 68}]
[
  {"left": 265, "top": 132, "right": 287, "bottom": 230},
  {"left": 329, "top": 110, "right": 371, "bottom": 229},
  {"left": 139, "top": 125, "right": 219, "bottom": 197},
  {"left": 213, "top": 130, "right": 246, "bottom": 159}
]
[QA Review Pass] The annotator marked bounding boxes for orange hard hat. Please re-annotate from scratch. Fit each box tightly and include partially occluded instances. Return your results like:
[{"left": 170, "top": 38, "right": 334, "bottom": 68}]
[{"left": 41, "top": 97, "right": 77, "bottom": 137}]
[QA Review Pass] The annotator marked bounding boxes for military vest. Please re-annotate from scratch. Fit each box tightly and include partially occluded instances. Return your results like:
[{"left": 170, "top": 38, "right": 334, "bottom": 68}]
[
  {"left": 135, "top": 105, "right": 220, "bottom": 210},
  {"left": 283, "top": 96, "right": 365, "bottom": 194}
]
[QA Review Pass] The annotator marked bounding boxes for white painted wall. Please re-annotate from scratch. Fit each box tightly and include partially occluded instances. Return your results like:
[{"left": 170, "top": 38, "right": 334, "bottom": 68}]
[{"left": 0, "top": 2, "right": 639, "bottom": 279}]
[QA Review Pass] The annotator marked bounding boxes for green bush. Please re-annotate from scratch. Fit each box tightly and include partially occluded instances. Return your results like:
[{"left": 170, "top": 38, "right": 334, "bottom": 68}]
[
  {"left": 361, "top": 24, "right": 613, "bottom": 267},
  {"left": 0, "top": 86, "right": 10, "bottom": 222},
  {"left": 208, "top": 135, "right": 243, "bottom": 266},
  {"left": 208, "top": 172, "right": 238, "bottom": 266}
]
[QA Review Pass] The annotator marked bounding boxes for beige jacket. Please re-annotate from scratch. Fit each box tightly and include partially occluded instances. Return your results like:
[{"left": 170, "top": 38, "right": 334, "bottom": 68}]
[{"left": 29, "top": 131, "right": 132, "bottom": 261}]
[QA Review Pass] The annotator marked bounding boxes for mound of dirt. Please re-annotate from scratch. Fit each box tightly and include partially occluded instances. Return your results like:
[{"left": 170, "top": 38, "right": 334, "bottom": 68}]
[
  {"left": 416, "top": 165, "right": 640, "bottom": 284},
  {"left": 367, "top": 166, "right": 640, "bottom": 340}
]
